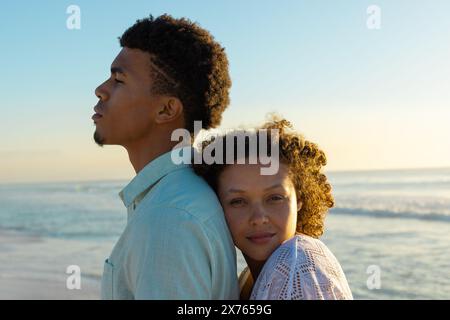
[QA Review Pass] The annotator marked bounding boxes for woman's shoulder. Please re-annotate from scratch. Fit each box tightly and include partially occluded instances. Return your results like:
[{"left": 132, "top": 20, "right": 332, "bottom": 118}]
[
  {"left": 286, "top": 233, "right": 328, "bottom": 249},
  {"left": 238, "top": 267, "right": 254, "bottom": 300},
  {"left": 277, "top": 234, "right": 348, "bottom": 281},
  {"left": 251, "top": 234, "right": 353, "bottom": 300},
  {"left": 268, "top": 234, "right": 336, "bottom": 267}
]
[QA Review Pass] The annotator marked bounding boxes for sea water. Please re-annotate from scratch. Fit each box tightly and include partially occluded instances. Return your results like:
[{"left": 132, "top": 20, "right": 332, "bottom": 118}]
[{"left": 0, "top": 168, "right": 449, "bottom": 299}]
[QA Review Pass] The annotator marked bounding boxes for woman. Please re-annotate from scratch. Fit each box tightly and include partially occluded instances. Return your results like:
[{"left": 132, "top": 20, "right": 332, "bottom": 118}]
[{"left": 193, "top": 116, "right": 353, "bottom": 300}]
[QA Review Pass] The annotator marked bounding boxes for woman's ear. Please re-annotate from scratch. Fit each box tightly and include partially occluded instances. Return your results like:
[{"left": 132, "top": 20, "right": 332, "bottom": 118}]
[
  {"left": 155, "top": 97, "right": 184, "bottom": 124},
  {"left": 297, "top": 199, "right": 303, "bottom": 211}
]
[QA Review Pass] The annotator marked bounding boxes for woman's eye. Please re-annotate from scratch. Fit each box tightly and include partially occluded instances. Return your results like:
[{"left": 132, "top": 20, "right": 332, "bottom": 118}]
[
  {"left": 229, "top": 198, "right": 245, "bottom": 207},
  {"left": 268, "top": 195, "right": 284, "bottom": 202}
]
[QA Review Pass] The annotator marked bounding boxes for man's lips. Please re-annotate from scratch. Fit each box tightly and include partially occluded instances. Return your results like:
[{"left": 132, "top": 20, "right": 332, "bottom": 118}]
[
  {"left": 91, "top": 113, "right": 103, "bottom": 122},
  {"left": 93, "top": 105, "right": 104, "bottom": 117},
  {"left": 246, "top": 232, "right": 276, "bottom": 244}
]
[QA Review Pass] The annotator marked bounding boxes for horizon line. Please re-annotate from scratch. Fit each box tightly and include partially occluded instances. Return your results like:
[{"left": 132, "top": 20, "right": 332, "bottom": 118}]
[{"left": 1, "top": 165, "right": 450, "bottom": 186}]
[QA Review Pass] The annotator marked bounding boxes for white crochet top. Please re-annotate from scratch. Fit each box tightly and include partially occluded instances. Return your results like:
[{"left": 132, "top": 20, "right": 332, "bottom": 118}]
[{"left": 249, "top": 234, "right": 353, "bottom": 300}]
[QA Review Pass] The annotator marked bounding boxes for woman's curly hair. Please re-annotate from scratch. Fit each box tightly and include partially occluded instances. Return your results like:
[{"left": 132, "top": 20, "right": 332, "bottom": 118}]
[{"left": 193, "top": 116, "right": 334, "bottom": 238}]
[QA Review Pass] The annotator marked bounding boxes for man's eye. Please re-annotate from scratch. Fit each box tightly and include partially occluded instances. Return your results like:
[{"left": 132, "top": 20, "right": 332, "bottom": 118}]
[{"left": 114, "top": 78, "right": 124, "bottom": 84}]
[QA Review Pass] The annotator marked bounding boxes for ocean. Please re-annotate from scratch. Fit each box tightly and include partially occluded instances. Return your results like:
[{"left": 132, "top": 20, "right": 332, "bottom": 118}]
[{"left": 0, "top": 168, "right": 449, "bottom": 299}]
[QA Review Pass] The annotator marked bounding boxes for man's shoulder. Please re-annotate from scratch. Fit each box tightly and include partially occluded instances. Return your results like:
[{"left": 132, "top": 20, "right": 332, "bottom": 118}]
[{"left": 141, "top": 166, "right": 224, "bottom": 223}]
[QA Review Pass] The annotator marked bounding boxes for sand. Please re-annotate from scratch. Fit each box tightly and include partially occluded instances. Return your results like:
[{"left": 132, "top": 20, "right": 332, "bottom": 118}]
[{"left": 0, "top": 229, "right": 101, "bottom": 300}]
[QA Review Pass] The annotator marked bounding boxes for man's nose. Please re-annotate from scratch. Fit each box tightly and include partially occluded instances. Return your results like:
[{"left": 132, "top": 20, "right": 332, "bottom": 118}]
[
  {"left": 95, "top": 80, "right": 109, "bottom": 101},
  {"left": 249, "top": 204, "right": 269, "bottom": 226}
]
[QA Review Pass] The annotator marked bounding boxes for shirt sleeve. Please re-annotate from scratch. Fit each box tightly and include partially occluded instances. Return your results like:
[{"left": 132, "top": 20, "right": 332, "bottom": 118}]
[{"left": 127, "top": 206, "right": 214, "bottom": 299}]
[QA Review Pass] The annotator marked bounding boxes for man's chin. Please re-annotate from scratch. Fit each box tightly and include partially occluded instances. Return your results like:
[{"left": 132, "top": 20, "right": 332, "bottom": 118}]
[{"left": 93, "top": 131, "right": 106, "bottom": 147}]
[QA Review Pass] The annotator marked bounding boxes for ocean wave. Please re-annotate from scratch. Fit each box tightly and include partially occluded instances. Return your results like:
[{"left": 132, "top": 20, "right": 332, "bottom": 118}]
[
  {"left": 331, "top": 207, "right": 450, "bottom": 222},
  {"left": 331, "top": 180, "right": 450, "bottom": 190},
  {"left": 0, "top": 181, "right": 126, "bottom": 195}
]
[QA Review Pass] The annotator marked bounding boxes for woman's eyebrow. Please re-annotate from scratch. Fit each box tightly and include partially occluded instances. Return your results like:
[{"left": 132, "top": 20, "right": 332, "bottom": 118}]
[
  {"left": 227, "top": 183, "right": 283, "bottom": 194},
  {"left": 227, "top": 188, "right": 245, "bottom": 194},
  {"left": 264, "top": 183, "right": 283, "bottom": 191}
]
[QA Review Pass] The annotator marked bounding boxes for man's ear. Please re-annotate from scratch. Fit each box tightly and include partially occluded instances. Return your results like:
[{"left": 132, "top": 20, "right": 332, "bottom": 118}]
[{"left": 155, "top": 97, "right": 184, "bottom": 124}]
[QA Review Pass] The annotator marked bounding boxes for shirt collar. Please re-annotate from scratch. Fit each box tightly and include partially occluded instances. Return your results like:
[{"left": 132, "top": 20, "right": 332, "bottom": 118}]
[{"left": 119, "top": 147, "right": 191, "bottom": 208}]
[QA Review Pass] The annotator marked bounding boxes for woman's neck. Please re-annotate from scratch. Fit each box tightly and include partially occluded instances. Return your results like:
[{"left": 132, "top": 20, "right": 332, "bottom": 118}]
[{"left": 243, "top": 254, "right": 266, "bottom": 281}]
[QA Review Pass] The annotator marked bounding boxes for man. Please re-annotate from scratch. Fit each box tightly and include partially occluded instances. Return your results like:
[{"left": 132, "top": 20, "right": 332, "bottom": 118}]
[{"left": 92, "top": 14, "right": 239, "bottom": 299}]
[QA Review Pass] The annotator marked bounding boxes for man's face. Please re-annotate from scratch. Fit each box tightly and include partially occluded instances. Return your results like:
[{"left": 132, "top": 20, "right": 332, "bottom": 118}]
[{"left": 92, "top": 47, "right": 163, "bottom": 147}]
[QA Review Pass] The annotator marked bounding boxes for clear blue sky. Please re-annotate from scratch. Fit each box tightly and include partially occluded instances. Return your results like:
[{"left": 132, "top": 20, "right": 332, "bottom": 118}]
[{"left": 1, "top": 0, "right": 449, "bottom": 182}]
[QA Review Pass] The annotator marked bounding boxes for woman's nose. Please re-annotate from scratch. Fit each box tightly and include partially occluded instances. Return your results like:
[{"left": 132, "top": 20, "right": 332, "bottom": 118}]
[{"left": 249, "top": 205, "right": 269, "bottom": 226}]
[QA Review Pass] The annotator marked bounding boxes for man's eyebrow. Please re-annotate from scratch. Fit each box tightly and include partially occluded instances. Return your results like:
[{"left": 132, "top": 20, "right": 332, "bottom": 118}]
[{"left": 110, "top": 66, "right": 126, "bottom": 75}]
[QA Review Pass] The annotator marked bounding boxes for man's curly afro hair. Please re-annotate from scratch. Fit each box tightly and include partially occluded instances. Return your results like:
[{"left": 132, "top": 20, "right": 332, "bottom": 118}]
[
  {"left": 119, "top": 14, "right": 231, "bottom": 133},
  {"left": 193, "top": 116, "right": 334, "bottom": 238}
]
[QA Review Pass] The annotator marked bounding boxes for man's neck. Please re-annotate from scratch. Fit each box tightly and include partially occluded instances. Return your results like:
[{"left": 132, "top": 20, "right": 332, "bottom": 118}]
[{"left": 125, "top": 140, "right": 181, "bottom": 174}]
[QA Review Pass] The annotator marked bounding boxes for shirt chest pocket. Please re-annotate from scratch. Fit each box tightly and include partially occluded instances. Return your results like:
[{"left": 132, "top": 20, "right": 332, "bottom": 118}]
[{"left": 101, "top": 259, "right": 114, "bottom": 299}]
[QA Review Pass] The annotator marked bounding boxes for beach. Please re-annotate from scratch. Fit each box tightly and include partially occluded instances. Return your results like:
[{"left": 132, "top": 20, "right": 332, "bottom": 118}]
[
  {"left": 0, "top": 229, "right": 101, "bottom": 299},
  {"left": 1, "top": 168, "right": 449, "bottom": 299}
]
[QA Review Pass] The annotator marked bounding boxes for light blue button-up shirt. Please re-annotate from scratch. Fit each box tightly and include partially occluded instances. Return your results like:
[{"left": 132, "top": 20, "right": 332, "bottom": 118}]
[{"left": 101, "top": 149, "right": 239, "bottom": 299}]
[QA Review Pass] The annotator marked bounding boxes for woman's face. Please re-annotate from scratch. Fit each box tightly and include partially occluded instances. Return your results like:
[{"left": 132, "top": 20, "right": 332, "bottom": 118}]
[{"left": 217, "top": 163, "right": 300, "bottom": 262}]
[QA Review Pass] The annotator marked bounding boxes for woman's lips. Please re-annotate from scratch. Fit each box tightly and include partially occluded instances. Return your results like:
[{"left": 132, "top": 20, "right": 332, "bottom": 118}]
[{"left": 246, "top": 233, "right": 276, "bottom": 244}]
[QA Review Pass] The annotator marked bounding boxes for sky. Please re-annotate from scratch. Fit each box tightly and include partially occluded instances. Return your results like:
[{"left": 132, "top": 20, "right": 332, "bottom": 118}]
[{"left": 1, "top": 0, "right": 449, "bottom": 183}]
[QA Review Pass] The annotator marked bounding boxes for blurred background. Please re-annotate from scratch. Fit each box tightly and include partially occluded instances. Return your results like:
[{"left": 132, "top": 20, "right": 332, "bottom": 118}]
[{"left": 0, "top": 0, "right": 449, "bottom": 299}]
